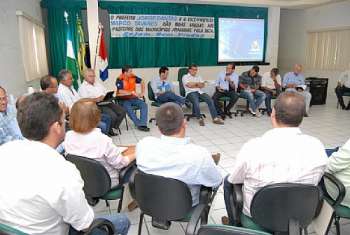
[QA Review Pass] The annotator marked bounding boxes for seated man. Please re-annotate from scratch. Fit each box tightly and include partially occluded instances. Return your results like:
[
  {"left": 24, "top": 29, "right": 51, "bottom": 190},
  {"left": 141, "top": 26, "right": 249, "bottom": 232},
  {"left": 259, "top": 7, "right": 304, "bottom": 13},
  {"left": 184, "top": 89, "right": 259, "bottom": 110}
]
[
  {"left": 326, "top": 138, "right": 350, "bottom": 208},
  {"left": 261, "top": 68, "right": 282, "bottom": 116},
  {"left": 212, "top": 63, "right": 239, "bottom": 119},
  {"left": 57, "top": 69, "right": 111, "bottom": 135},
  {"left": 223, "top": 92, "right": 327, "bottom": 225},
  {"left": 79, "top": 69, "right": 126, "bottom": 134},
  {"left": 40, "top": 75, "right": 59, "bottom": 96},
  {"left": 0, "top": 86, "right": 23, "bottom": 145},
  {"left": 335, "top": 69, "right": 350, "bottom": 110},
  {"left": 151, "top": 66, "right": 185, "bottom": 106},
  {"left": 116, "top": 65, "right": 149, "bottom": 132},
  {"left": 239, "top": 65, "right": 266, "bottom": 117},
  {"left": 282, "top": 64, "right": 312, "bottom": 116},
  {"left": 136, "top": 102, "right": 222, "bottom": 206},
  {"left": 0, "top": 92, "right": 130, "bottom": 235},
  {"left": 182, "top": 64, "right": 224, "bottom": 126}
]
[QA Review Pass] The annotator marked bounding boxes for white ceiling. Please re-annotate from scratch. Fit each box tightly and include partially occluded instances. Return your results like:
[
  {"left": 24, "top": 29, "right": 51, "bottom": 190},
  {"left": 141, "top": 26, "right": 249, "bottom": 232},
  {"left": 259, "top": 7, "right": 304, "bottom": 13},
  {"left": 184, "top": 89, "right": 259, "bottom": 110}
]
[{"left": 117, "top": 0, "right": 346, "bottom": 9}]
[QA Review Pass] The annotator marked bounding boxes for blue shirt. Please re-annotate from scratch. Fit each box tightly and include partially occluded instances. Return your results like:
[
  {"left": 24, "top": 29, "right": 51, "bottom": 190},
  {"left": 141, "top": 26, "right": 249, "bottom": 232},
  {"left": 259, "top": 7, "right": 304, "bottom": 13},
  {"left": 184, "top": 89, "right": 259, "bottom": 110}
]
[
  {"left": 151, "top": 77, "right": 174, "bottom": 98},
  {"left": 0, "top": 104, "right": 23, "bottom": 145},
  {"left": 215, "top": 71, "right": 239, "bottom": 91},
  {"left": 283, "top": 72, "right": 305, "bottom": 87}
]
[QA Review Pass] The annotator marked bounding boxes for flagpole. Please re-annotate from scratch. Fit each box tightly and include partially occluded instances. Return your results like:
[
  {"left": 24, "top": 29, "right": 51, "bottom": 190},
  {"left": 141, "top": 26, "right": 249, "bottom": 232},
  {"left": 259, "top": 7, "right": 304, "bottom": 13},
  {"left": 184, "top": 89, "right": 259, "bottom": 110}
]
[{"left": 93, "top": 23, "right": 102, "bottom": 70}]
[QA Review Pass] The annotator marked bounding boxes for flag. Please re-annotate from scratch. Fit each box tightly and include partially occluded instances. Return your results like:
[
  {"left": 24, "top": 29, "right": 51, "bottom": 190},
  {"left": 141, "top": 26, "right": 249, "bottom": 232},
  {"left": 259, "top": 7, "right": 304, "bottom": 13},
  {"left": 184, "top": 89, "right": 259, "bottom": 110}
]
[
  {"left": 64, "top": 12, "right": 80, "bottom": 89},
  {"left": 76, "top": 16, "right": 87, "bottom": 75},
  {"left": 96, "top": 26, "right": 109, "bottom": 81}
]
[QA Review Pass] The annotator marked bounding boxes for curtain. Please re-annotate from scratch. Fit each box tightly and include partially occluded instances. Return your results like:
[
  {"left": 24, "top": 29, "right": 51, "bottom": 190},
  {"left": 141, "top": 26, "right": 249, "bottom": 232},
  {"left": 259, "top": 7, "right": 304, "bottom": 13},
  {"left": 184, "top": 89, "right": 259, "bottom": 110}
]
[
  {"left": 18, "top": 14, "right": 49, "bottom": 81},
  {"left": 306, "top": 29, "right": 350, "bottom": 71},
  {"left": 99, "top": 1, "right": 268, "bottom": 69}
]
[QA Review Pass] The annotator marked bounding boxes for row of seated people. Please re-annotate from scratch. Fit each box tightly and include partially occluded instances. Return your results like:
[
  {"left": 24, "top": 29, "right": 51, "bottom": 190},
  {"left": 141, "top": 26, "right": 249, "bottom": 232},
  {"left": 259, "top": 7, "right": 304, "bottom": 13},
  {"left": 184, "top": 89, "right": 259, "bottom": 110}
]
[{"left": 0, "top": 89, "right": 349, "bottom": 234}]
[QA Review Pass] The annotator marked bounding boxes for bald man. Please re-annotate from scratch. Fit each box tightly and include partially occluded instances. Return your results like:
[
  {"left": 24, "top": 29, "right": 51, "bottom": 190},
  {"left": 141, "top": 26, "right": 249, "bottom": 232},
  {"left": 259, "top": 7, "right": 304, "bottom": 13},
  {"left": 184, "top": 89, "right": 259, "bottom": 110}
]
[
  {"left": 282, "top": 64, "right": 312, "bottom": 116},
  {"left": 78, "top": 69, "right": 126, "bottom": 135}
]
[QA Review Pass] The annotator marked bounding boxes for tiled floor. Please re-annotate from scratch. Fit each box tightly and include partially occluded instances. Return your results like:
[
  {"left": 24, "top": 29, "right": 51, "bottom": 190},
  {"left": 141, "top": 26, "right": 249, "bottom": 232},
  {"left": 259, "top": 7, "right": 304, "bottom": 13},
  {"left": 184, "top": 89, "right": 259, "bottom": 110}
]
[{"left": 95, "top": 97, "right": 350, "bottom": 235}]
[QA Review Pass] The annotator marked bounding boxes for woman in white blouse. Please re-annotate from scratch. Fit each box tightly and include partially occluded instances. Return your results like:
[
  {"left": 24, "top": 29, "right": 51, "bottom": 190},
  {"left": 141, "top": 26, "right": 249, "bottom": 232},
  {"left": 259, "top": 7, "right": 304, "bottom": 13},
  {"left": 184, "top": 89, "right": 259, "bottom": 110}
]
[{"left": 63, "top": 99, "right": 135, "bottom": 187}]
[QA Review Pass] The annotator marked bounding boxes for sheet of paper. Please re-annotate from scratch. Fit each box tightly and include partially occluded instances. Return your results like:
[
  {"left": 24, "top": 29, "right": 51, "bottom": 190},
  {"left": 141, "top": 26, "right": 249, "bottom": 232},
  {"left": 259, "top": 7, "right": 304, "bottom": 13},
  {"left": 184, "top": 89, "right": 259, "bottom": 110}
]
[{"left": 311, "top": 200, "right": 334, "bottom": 235}]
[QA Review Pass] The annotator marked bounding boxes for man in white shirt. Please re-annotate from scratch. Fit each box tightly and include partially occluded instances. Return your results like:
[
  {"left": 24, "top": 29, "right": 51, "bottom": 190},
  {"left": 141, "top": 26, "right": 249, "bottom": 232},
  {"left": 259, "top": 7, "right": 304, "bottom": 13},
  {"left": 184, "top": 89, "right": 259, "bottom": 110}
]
[
  {"left": 79, "top": 69, "right": 126, "bottom": 132},
  {"left": 261, "top": 68, "right": 282, "bottom": 116},
  {"left": 57, "top": 69, "right": 80, "bottom": 109},
  {"left": 222, "top": 92, "right": 327, "bottom": 224},
  {"left": 182, "top": 64, "right": 224, "bottom": 126},
  {"left": 136, "top": 102, "right": 222, "bottom": 206},
  {"left": 212, "top": 63, "right": 239, "bottom": 119},
  {"left": 0, "top": 92, "right": 130, "bottom": 235},
  {"left": 335, "top": 70, "right": 350, "bottom": 110}
]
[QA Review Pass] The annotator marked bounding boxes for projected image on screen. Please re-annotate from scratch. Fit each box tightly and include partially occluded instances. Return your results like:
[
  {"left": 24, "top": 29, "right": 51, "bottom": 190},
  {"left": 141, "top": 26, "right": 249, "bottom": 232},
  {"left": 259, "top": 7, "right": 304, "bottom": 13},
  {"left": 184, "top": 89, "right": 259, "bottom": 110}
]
[{"left": 218, "top": 18, "right": 265, "bottom": 62}]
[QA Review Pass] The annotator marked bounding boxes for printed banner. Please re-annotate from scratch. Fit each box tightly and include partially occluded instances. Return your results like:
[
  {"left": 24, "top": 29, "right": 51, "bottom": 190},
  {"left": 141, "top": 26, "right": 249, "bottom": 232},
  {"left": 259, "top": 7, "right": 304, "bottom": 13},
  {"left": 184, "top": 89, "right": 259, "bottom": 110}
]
[{"left": 110, "top": 14, "right": 215, "bottom": 38}]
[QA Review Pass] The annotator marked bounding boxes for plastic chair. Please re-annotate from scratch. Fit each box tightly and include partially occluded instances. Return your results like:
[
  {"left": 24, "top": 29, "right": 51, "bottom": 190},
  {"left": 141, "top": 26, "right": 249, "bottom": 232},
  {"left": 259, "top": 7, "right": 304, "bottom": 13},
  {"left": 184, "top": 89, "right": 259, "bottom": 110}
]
[
  {"left": 147, "top": 81, "right": 162, "bottom": 123},
  {"left": 193, "top": 224, "right": 271, "bottom": 235},
  {"left": 65, "top": 154, "right": 136, "bottom": 213}
]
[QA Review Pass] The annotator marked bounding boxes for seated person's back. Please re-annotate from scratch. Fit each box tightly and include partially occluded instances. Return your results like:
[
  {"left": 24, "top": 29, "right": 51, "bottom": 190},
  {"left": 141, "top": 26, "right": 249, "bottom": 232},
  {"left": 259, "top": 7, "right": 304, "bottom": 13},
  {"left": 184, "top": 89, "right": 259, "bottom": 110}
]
[
  {"left": 64, "top": 99, "right": 135, "bottom": 187},
  {"left": 136, "top": 103, "right": 222, "bottom": 205}
]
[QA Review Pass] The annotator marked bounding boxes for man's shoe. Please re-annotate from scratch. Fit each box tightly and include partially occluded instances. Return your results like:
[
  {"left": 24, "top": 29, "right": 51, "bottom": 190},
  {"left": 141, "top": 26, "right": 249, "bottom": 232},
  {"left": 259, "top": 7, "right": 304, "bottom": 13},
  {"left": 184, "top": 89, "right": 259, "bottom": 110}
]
[
  {"left": 199, "top": 118, "right": 205, "bottom": 126},
  {"left": 304, "top": 113, "right": 309, "bottom": 117},
  {"left": 248, "top": 107, "right": 256, "bottom": 115},
  {"left": 137, "top": 126, "right": 150, "bottom": 132},
  {"left": 220, "top": 114, "right": 226, "bottom": 120},
  {"left": 255, "top": 111, "right": 262, "bottom": 118},
  {"left": 213, "top": 117, "right": 224, "bottom": 125},
  {"left": 221, "top": 216, "right": 230, "bottom": 225},
  {"left": 128, "top": 200, "right": 138, "bottom": 211},
  {"left": 108, "top": 130, "right": 119, "bottom": 136}
]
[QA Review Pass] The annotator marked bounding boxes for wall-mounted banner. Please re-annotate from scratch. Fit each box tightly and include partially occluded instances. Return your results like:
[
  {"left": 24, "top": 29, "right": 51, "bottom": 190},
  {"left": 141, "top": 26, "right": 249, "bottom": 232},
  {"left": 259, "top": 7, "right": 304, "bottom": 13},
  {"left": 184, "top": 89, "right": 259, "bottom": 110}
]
[{"left": 109, "top": 14, "right": 215, "bottom": 38}]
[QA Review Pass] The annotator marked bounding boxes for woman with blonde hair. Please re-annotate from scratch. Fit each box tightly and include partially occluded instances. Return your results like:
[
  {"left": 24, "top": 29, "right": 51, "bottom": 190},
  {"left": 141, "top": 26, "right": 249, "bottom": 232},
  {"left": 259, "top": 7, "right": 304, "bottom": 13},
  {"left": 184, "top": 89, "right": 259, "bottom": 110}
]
[{"left": 63, "top": 98, "right": 135, "bottom": 187}]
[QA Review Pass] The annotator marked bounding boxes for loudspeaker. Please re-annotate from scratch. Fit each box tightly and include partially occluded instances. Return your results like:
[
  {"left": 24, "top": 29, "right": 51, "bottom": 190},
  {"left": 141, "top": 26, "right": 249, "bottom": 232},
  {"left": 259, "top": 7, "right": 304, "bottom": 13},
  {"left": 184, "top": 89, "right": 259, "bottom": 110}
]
[{"left": 306, "top": 77, "right": 328, "bottom": 105}]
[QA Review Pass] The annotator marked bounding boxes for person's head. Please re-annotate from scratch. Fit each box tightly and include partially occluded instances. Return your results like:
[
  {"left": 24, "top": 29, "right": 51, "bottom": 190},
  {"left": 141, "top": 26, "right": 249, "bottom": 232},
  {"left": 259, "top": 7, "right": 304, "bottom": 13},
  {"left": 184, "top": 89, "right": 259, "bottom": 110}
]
[
  {"left": 249, "top": 65, "right": 260, "bottom": 77},
  {"left": 270, "top": 68, "right": 279, "bottom": 78},
  {"left": 226, "top": 63, "right": 236, "bottom": 75},
  {"left": 188, "top": 64, "right": 198, "bottom": 76},
  {"left": 121, "top": 65, "right": 133, "bottom": 77},
  {"left": 271, "top": 91, "right": 305, "bottom": 128},
  {"left": 40, "top": 75, "right": 58, "bottom": 94},
  {"left": 69, "top": 98, "right": 101, "bottom": 134},
  {"left": 0, "top": 86, "right": 8, "bottom": 113},
  {"left": 83, "top": 69, "right": 96, "bottom": 85},
  {"left": 293, "top": 64, "right": 303, "bottom": 75},
  {"left": 159, "top": 66, "right": 169, "bottom": 80},
  {"left": 57, "top": 69, "right": 73, "bottom": 87},
  {"left": 17, "top": 92, "right": 65, "bottom": 148},
  {"left": 156, "top": 102, "right": 186, "bottom": 137}
]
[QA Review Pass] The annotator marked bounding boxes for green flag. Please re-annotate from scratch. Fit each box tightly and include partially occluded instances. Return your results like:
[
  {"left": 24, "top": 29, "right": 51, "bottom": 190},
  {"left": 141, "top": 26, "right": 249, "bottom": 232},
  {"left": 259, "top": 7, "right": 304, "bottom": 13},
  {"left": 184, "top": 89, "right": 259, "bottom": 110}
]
[
  {"left": 65, "top": 12, "right": 80, "bottom": 90},
  {"left": 76, "top": 16, "right": 87, "bottom": 76}
]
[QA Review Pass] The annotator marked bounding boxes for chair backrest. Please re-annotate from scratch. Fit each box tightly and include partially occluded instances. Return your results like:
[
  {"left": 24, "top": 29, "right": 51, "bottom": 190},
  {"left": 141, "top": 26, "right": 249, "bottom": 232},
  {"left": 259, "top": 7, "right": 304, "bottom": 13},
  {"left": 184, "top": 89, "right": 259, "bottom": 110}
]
[
  {"left": 65, "top": 154, "right": 111, "bottom": 200},
  {"left": 147, "top": 81, "right": 156, "bottom": 102},
  {"left": 198, "top": 225, "right": 271, "bottom": 235},
  {"left": 134, "top": 170, "right": 192, "bottom": 221},
  {"left": 177, "top": 68, "right": 188, "bottom": 97},
  {"left": 250, "top": 183, "right": 321, "bottom": 233},
  {"left": 0, "top": 223, "right": 27, "bottom": 235}
]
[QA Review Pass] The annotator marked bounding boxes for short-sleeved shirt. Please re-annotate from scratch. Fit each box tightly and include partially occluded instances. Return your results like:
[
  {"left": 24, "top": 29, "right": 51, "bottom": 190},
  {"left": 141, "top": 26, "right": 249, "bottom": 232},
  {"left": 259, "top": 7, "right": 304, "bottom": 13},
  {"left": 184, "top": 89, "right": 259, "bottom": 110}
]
[
  {"left": 215, "top": 71, "right": 239, "bottom": 92},
  {"left": 261, "top": 72, "right": 282, "bottom": 90},
  {"left": 151, "top": 77, "right": 174, "bottom": 99},
  {"left": 182, "top": 73, "right": 204, "bottom": 96},
  {"left": 78, "top": 80, "right": 107, "bottom": 98},
  {"left": 282, "top": 72, "right": 305, "bottom": 87},
  {"left": 57, "top": 84, "right": 80, "bottom": 109},
  {"left": 116, "top": 74, "right": 142, "bottom": 92}
]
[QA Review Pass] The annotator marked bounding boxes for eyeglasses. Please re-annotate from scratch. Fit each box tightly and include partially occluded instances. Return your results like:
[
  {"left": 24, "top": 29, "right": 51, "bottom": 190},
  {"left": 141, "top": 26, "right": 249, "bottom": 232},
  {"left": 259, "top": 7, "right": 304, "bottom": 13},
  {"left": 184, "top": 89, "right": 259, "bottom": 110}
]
[{"left": 0, "top": 96, "right": 8, "bottom": 102}]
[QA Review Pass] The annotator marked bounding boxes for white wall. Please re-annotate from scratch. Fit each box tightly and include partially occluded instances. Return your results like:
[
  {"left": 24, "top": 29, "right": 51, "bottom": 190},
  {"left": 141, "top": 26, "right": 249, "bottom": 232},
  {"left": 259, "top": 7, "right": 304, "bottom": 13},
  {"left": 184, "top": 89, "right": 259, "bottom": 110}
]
[
  {"left": 278, "top": 1, "right": 350, "bottom": 99},
  {"left": 101, "top": 6, "right": 281, "bottom": 95},
  {"left": 0, "top": 0, "right": 42, "bottom": 96}
]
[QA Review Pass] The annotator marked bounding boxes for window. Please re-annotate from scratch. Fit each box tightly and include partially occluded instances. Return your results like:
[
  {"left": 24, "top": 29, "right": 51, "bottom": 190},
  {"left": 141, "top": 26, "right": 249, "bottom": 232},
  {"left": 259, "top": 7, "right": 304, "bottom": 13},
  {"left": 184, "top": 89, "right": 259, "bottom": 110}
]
[
  {"left": 306, "top": 28, "right": 350, "bottom": 71},
  {"left": 17, "top": 11, "right": 48, "bottom": 81}
]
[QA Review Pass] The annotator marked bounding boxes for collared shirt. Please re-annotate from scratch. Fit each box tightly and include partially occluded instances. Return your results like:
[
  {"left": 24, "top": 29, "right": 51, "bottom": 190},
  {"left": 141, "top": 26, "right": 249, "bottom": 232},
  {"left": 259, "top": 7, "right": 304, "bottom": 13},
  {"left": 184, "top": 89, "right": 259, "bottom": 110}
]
[
  {"left": 215, "top": 71, "right": 239, "bottom": 91},
  {"left": 0, "top": 104, "right": 23, "bottom": 145},
  {"left": 228, "top": 128, "right": 327, "bottom": 217},
  {"left": 0, "top": 140, "right": 94, "bottom": 234},
  {"left": 261, "top": 72, "right": 282, "bottom": 90},
  {"left": 239, "top": 71, "right": 262, "bottom": 90},
  {"left": 151, "top": 76, "right": 173, "bottom": 98},
  {"left": 136, "top": 135, "right": 222, "bottom": 206},
  {"left": 338, "top": 70, "right": 350, "bottom": 88},
  {"left": 63, "top": 128, "right": 129, "bottom": 187},
  {"left": 182, "top": 73, "right": 205, "bottom": 96},
  {"left": 57, "top": 84, "right": 80, "bottom": 109},
  {"left": 78, "top": 80, "right": 107, "bottom": 98},
  {"left": 326, "top": 138, "right": 350, "bottom": 208},
  {"left": 282, "top": 72, "right": 305, "bottom": 87}
]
